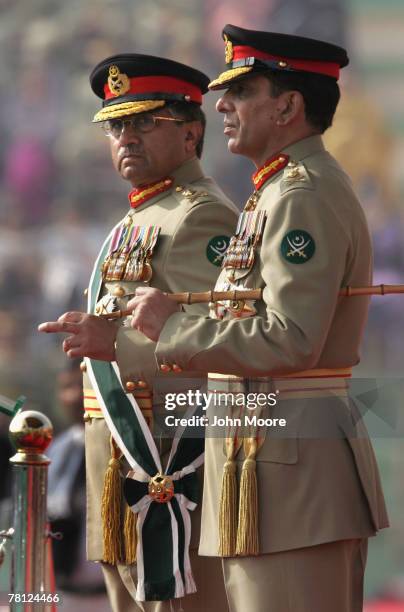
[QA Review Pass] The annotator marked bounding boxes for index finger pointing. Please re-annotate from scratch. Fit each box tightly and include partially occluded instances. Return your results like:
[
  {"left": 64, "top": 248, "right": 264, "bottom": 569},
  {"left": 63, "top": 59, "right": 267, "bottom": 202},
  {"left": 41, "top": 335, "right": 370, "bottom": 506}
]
[{"left": 38, "top": 321, "right": 79, "bottom": 334}]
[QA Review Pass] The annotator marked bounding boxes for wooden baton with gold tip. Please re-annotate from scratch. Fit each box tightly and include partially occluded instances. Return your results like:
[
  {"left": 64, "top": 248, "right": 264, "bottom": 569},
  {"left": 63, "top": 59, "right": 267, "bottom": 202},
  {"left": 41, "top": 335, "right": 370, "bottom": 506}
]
[{"left": 99, "top": 284, "right": 404, "bottom": 320}]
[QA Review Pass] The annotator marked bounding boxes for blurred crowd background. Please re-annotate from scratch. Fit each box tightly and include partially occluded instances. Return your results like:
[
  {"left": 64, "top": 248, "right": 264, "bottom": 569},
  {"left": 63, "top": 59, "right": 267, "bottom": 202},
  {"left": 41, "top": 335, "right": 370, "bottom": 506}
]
[{"left": 0, "top": 0, "right": 404, "bottom": 607}]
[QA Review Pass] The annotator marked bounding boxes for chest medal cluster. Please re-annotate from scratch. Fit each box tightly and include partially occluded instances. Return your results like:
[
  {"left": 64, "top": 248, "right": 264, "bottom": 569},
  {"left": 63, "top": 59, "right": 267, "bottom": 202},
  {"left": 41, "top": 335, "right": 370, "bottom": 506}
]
[
  {"left": 102, "top": 218, "right": 161, "bottom": 283},
  {"left": 222, "top": 210, "right": 267, "bottom": 271}
]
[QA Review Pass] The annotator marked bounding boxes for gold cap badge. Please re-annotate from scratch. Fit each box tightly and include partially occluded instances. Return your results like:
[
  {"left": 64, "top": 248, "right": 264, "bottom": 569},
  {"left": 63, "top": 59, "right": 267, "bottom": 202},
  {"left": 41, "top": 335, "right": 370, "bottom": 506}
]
[
  {"left": 224, "top": 34, "right": 233, "bottom": 64},
  {"left": 108, "top": 65, "right": 130, "bottom": 97}
]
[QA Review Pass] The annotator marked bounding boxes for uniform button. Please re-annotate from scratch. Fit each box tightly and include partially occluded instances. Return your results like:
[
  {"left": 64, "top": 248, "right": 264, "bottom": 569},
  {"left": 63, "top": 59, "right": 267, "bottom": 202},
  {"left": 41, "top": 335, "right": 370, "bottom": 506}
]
[
  {"left": 160, "top": 364, "right": 171, "bottom": 373},
  {"left": 164, "top": 179, "right": 172, "bottom": 186},
  {"left": 172, "top": 364, "right": 182, "bottom": 373},
  {"left": 175, "top": 185, "right": 183, "bottom": 192},
  {"left": 83, "top": 412, "right": 91, "bottom": 422},
  {"left": 83, "top": 288, "right": 88, "bottom": 296},
  {"left": 80, "top": 360, "right": 87, "bottom": 373},
  {"left": 126, "top": 381, "right": 137, "bottom": 392},
  {"left": 112, "top": 286, "right": 125, "bottom": 297},
  {"left": 137, "top": 380, "right": 148, "bottom": 388}
]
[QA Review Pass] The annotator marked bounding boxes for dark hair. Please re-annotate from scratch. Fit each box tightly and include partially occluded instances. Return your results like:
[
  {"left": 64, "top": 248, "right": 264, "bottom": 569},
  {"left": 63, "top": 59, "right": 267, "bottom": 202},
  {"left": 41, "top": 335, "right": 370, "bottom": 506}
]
[
  {"left": 167, "top": 102, "right": 206, "bottom": 158},
  {"left": 263, "top": 70, "right": 340, "bottom": 133}
]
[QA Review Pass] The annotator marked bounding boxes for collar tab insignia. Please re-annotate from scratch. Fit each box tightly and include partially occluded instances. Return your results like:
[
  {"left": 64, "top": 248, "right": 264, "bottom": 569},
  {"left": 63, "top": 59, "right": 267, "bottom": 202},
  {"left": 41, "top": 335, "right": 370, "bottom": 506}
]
[
  {"left": 129, "top": 178, "right": 173, "bottom": 209},
  {"left": 252, "top": 154, "right": 289, "bottom": 191}
]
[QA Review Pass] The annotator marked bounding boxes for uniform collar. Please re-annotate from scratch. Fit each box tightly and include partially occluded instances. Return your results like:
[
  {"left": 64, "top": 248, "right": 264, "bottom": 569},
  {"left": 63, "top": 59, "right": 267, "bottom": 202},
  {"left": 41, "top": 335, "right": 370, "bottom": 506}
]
[
  {"left": 252, "top": 135, "right": 325, "bottom": 192},
  {"left": 281, "top": 134, "right": 325, "bottom": 162},
  {"left": 170, "top": 156, "right": 204, "bottom": 186},
  {"left": 128, "top": 157, "right": 204, "bottom": 211}
]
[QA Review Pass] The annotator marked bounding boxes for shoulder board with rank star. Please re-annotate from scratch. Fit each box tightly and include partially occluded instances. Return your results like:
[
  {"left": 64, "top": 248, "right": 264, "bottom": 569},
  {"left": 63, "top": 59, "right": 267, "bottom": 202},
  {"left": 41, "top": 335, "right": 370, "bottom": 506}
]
[
  {"left": 129, "top": 177, "right": 173, "bottom": 209},
  {"left": 174, "top": 185, "right": 210, "bottom": 204},
  {"left": 252, "top": 153, "right": 289, "bottom": 191}
]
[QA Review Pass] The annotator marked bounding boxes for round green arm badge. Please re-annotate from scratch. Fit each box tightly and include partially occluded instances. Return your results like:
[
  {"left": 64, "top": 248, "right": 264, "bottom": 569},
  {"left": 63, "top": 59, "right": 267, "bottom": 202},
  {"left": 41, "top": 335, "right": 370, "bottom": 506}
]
[
  {"left": 206, "top": 235, "right": 231, "bottom": 267},
  {"left": 281, "top": 229, "right": 315, "bottom": 264}
]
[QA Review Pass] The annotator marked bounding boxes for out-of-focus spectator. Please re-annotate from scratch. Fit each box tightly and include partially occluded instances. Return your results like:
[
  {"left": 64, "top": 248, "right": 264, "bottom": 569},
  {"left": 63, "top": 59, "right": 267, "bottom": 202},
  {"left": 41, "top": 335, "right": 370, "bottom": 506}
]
[
  {"left": 0, "top": 413, "right": 13, "bottom": 518},
  {"left": 47, "top": 359, "right": 104, "bottom": 593}
]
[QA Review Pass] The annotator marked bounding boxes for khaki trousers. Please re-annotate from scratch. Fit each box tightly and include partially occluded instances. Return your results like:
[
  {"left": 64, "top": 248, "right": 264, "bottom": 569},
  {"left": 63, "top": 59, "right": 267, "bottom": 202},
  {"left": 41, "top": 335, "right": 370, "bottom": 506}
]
[
  {"left": 102, "top": 550, "right": 229, "bottom": 612},
  {"left": 222, "top": 539, "right": 367, "bottom": 612}
]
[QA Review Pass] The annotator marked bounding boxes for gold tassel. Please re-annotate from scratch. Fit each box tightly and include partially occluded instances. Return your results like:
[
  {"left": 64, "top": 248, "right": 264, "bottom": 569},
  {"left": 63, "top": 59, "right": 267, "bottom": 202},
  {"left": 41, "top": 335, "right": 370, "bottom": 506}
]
[
  {"left": 101, "top": 436, "right": 124, "bottom": 564},
  {"left": 124, "top": 504, "right": 137, "bottom": 564},
  {"left": 236, "top": 438, "right": 259, "bottom": 556},
  {"left": 218, "top": 439, "right": 238, "bottom": 556}
]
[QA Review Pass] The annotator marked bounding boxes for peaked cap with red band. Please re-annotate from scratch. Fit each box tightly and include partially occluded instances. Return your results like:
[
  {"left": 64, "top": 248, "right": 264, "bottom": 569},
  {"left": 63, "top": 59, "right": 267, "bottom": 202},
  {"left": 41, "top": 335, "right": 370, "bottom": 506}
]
[
  {"left": 90, "top": 53, "right": 210, "bottom": 123},
  {"left": 209, "top": 24, "right": 349, "bottom": 90}
]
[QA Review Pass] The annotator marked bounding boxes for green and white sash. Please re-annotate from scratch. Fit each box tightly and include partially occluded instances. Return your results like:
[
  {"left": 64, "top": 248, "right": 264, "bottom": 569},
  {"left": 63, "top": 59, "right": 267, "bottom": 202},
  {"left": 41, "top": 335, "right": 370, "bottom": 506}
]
[{"left": 86, "top": 225, "right": 204, "bottom": 601}]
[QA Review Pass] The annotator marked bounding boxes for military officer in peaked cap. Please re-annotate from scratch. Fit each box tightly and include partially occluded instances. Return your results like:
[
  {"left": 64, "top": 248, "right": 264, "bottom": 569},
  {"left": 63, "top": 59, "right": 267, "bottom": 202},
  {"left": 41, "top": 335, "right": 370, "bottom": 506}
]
[
  {"left": 39, "top": 53, "right": 238, "bottom": 611},
  {"left": 126, "top": 25, "right": 389, "bottom": 612}
]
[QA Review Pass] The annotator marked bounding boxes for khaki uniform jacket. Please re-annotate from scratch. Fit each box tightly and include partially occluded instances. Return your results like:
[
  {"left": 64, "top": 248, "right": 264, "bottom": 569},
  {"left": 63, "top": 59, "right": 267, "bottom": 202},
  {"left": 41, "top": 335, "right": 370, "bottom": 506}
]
[
  {"left": 148, "top": 136, "right": 389, "bottom": 556},
  {"left": 83, "top": 157, "right": 238, "bottom": 561}
]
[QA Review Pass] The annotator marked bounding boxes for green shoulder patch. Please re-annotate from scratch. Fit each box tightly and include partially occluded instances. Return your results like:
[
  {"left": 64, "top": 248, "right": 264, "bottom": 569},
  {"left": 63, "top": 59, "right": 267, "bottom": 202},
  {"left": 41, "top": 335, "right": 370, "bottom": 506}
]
[
  {"left": 206, "top": 235, "right": 230, "bottom": 267},
  {"left": 281, "top": 230, "right": 315, "bottom": 264}
]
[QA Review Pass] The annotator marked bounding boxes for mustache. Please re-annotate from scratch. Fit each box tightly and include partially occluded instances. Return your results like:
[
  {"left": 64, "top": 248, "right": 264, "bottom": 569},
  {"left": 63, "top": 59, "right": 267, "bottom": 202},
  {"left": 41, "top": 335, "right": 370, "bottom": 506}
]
[{"left": 118, "top": 144, "right": 144, "bottom": 161}]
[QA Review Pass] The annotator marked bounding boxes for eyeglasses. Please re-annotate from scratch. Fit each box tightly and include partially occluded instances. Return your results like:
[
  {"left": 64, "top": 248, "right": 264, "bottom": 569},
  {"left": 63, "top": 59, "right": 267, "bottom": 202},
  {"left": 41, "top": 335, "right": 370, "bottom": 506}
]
[{"left": 102, "top": 114, "right": 184, "bottom": 138}]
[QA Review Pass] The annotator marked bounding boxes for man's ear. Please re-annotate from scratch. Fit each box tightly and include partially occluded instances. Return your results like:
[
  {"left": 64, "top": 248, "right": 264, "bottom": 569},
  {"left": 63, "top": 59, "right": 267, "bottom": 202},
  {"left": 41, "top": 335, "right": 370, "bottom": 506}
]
[
  {"left": 184, "top": 121, "right": 202, "bottom": 154},
  {"left": 276, "top": 91, "right": 304, "bottom": 125}
]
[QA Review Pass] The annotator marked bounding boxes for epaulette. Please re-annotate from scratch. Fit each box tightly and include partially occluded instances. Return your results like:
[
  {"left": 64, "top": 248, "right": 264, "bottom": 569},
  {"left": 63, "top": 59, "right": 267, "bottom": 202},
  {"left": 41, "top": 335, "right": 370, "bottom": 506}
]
[
  {"left": 280, "top": 160, "right": 314, "bottom": 195},
  {"left": 173, "top": 184, "right": 212, "bottom": 207}
]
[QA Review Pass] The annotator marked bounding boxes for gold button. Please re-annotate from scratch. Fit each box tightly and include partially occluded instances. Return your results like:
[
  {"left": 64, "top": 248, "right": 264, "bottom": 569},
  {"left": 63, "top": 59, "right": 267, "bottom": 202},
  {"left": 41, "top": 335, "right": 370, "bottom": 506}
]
[
  {"left": 126, "top": 381, "right": 137, "bottom": 392},
  {"left": 175, "top": 185, "right": 183, "bottom": 192},
  {"left": 80, "top": 360, "right": 87, "bottom": 373},
  {"left": 278, "top": 60, "right": 288, "bottom": 68},
  {"left": 112, "top": 286, "right": 125, "bottom": 297},
  {"left": 172, "top": 364, "right": 182, "bottom": 373},
  {"left": 137, "top": 380, "right": 148, "bottom": 389},
  {"left": 83, "top": 412, "right": 91, "bottom": 422},
  {"left": 160, "top": 364, "right": 171, "bottom": 373},
  {"left": 286, "top": 168, "right": 301, "bottom": 179},
  {"left": 83, "top": 288, "right": 88, "bottom": 296}
]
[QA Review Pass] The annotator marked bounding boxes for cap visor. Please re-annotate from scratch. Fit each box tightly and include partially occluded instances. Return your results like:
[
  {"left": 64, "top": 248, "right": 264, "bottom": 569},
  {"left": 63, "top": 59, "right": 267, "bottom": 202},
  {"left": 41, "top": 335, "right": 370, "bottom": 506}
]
[
  {"left": 208, "top": 66, "right": 253, "bottom": 90},
  {"left": 93, "top": 99, "right": 166, "bottom": 123}
]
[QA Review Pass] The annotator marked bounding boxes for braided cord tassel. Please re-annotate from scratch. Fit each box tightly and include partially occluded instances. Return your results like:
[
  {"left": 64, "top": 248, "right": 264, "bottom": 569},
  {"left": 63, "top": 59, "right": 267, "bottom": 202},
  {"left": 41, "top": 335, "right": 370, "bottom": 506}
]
[
  {"left": 218, "top": 438, "right": 238, "bottom": 556},
  {"left": 236, "top": 437, "right": 259, "bottom": 556},
  {"left": 101, "top": 436, "right": 124, "bottom": 564}
]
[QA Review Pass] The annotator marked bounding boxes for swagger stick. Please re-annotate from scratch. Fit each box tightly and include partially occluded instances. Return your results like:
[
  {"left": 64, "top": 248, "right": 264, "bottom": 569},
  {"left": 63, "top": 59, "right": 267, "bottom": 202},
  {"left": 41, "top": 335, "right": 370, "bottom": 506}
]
[{"left": 100, "top": 284, "right": 404, "bottom": 320}]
